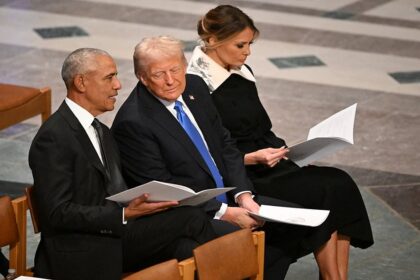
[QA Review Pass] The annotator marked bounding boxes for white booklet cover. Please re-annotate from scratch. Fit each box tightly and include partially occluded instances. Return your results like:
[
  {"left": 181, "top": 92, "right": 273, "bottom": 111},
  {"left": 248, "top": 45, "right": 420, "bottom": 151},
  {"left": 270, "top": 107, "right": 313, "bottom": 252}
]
[
  {"left": 106, "top": 180, "right": 235, "bottom": 206},
  {"left": 248, "top": 205, "right": 330, "bottom": 227},
  {"left": 16, "top": 277, "right": 50, "bottom": 280},
  {"left": 287, "top": 103, "right": 357, "bottom": 167}
]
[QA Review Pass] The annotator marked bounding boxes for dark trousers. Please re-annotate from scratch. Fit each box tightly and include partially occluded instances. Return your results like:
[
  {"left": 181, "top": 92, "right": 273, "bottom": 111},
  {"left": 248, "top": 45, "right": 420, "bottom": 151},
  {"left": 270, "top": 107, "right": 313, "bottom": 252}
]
[
  {"left": 122, "top": 206, "right": 216, "bottom": 272},
  {"left": 0, "top": 250, "right": 8, "bottom": 277}
]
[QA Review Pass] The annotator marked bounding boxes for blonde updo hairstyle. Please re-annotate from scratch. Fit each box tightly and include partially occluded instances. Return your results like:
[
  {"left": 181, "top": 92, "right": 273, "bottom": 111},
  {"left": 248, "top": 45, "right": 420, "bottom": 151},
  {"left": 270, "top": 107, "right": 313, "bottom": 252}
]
[{"left": 197, "top": 5, "right": 259, "bottom": 50}]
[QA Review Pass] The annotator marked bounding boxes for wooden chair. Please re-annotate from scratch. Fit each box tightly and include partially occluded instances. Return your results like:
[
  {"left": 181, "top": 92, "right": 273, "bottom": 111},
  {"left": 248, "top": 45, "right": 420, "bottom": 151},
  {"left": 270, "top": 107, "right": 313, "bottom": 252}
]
[
  {"left": 193, "top": 229, "right": 265, "bottom": 280},
  {"left": 0, "top": 195, "right": 29, "bottom": 276},
  {"left": 25, "top": 186, "right": 40, "bottom": 234},
  {"left": 122, "top": 259, "right": 181, "bottom": 280},
  {"left": 25, "top": 186, "right": 196, "bottom": 280},
  {"left": 0, "top": 83, "right": 51, "bottom": 130},
  {"left": 177, "top": 258, "right": 196, "bottom": 280}
]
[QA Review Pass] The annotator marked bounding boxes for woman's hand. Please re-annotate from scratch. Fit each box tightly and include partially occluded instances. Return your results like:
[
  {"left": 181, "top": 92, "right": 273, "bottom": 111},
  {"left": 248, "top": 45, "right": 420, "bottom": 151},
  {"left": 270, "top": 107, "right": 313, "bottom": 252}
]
[{"left": 244, "top": 146, "right": 289, "bottom": 167}]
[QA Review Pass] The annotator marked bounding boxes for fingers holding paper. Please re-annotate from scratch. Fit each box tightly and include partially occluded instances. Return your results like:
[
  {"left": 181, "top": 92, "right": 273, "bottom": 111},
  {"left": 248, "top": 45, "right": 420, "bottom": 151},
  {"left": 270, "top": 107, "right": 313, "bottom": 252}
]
[
  {"left": 222, "top": 193, "right": 264, "bottom": 229},
  {"left": 221, "top": 206, "right": 262, "bottom": 229},
  {"left": 244, "top": 146, "right": 289, "bottom": 167},
  {"left": 124, "top": 193, "right": 179, "bottom": 220}
]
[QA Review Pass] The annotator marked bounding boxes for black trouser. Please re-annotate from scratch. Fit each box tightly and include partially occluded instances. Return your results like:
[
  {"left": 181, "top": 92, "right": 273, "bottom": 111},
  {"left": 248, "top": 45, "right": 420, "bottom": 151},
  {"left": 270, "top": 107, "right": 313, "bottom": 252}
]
[
  {"left": 0, "top": 250, "right": 8, "bottom": 277},
  {"left": 122, "top": 206, "right": 216, "bottom": 272}
]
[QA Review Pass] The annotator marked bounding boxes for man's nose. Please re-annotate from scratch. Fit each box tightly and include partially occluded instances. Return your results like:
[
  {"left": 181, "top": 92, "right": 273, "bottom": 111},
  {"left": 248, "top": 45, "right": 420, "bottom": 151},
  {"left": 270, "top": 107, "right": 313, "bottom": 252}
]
[
  {"left": 164, "top": 72, "right": 174, "bottom": 84},
  {"left": 114, "top": 77, "right": 122, "bottom": 90}
]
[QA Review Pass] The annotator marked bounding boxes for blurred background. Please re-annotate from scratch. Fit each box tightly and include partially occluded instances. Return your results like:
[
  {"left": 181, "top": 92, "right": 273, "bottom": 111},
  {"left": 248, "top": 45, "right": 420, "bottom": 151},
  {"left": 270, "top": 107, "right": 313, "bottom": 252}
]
[{"left": 0, "top": 0, "right": 419, "bottom": 279}]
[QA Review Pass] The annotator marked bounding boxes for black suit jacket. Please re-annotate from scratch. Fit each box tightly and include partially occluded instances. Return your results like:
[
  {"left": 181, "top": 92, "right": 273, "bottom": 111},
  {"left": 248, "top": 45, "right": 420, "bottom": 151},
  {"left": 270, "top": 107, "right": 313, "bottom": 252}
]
[
  {"left": 112, "top": 75, "right": 255, "bottom": 216},
  {"left": 29, "top": 102, "right": 126, "bottom": 280}
]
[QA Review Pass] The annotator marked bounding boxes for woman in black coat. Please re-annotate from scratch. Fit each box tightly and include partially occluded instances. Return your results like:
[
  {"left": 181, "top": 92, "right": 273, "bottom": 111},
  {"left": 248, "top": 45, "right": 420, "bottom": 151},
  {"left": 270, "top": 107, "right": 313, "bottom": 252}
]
[{"left": 187, "top": 5, "right": 374, "bottom": 280}]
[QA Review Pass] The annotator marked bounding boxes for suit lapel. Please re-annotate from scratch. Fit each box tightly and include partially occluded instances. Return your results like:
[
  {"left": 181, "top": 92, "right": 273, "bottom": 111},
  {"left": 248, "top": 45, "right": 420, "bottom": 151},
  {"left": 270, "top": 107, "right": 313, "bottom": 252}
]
[
  {"left": 138, "top": 84, "right": 213, "bottom": 177},
  {"left": 58, "top": 102, "right": 120, "bottom": 194}
]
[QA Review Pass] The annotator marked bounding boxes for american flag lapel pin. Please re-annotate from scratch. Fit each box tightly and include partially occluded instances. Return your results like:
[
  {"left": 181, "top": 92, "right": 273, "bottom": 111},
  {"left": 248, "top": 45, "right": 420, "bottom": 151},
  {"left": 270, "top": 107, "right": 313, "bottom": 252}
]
[{"left": 189, "top": 95, "right": 195, "bottom": 100}]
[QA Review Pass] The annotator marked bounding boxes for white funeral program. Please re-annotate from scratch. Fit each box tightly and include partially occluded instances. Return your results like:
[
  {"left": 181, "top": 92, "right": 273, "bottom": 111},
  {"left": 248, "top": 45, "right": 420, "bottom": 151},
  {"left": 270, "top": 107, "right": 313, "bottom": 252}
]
[
  {"left": 106, "top": 180, "right": 234, "bottom": 206},
  {"left": 249, "top": 205, "right": 330, "bottom": 227},
  {"left": 287, "top": 103, "right": 357, "bottom": 167}
]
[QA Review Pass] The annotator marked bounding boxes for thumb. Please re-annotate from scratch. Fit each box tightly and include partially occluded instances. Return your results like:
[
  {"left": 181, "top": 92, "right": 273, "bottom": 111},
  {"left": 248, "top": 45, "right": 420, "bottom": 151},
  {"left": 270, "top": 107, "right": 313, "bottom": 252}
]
[{"left": 131, "top": 193, "right": 149, "bottom": 205}]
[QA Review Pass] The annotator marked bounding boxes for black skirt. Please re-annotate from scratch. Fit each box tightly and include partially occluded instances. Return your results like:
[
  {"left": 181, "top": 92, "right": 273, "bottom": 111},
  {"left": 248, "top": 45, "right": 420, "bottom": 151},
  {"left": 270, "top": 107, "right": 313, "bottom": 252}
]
[{"left": 248, "top": 160, "right": 374, "bottom": 258}]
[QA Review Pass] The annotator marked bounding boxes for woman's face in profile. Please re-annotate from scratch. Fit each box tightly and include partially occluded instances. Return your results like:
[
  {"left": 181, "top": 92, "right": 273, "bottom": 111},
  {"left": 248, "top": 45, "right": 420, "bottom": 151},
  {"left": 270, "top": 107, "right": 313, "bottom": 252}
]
[{"left": 207, "top": 27, "right": 255, "bottom": 70}]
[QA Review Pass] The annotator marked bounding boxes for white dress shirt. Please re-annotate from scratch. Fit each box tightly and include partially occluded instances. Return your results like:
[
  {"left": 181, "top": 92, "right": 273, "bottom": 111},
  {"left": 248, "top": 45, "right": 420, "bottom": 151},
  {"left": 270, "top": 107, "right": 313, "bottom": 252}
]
[
  {"left": 65, "top": 98, "right": 127, "bottom": 224},
  {"left": 65, "top": 98, "right": 104, "bottom": 164}
]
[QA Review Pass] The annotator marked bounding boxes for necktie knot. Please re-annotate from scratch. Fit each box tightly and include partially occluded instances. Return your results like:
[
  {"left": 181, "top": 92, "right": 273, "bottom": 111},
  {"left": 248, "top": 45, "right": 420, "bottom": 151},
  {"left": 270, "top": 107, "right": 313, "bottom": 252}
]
[
  {"left": 92, "top": 118, "right": 101, "bottom": 131},
  {"left": 174, "top": 100, "right": 182, "bottom": 110}
]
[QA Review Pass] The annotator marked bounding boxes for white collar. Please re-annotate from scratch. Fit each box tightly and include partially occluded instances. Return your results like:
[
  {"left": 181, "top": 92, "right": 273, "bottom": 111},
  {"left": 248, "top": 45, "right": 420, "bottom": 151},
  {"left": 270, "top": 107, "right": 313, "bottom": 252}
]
[
  {"left": 187, "top": 46, "right": 256, "bottom": 93},
  {"left": 65, "top": 97, "right": 95, "bottom": 130},
  {"left": 155, "top": 94, "right": 186, "bottom": 111}
]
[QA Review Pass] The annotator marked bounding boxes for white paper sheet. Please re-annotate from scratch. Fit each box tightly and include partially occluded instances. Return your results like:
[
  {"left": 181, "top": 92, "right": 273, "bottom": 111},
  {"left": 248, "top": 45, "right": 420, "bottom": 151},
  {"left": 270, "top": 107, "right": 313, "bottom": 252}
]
[
  {"left": 249, "top": 205, "right": 330, "bottom": 227},
  {"left": 16, "top": 277, "right": 50, "bottom": 280},
  {"left": 106, "top": 180, "right": 234, "bottom": 206},
  {"left": 288, "top": 103, "right": 357, "bottom": 166}
]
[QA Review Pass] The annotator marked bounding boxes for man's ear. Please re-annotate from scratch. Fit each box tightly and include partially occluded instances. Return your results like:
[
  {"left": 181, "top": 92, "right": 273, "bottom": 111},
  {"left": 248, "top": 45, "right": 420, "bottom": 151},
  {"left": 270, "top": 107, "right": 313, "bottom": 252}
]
[
  {"left": 73, "top": 74, "right": 86, "bottom": 92},
  {"left": 139, "top": 73, "right": 148, "bottom": 87}
]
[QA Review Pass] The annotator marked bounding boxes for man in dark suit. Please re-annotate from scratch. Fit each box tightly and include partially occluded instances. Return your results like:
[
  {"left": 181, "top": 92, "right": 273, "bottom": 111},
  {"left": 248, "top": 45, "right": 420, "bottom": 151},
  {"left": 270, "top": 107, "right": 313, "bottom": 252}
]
[
  {"left": 112, "top": 36, "right": 307, "bottom": 279},
  {"left": 29, "top": 48, "right": 216, "bottom": 280}
]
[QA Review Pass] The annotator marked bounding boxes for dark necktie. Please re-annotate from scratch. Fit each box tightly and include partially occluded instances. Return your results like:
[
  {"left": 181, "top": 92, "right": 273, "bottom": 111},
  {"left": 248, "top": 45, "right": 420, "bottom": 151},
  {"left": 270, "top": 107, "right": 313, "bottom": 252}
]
[
  {"left": 92, "top": 118, "right": 125, "bottom": 195},
  {"left": 92, "top": 118, "right": 109, "bottom": 169},
  {"left": 174, "top": 101, "right": 227, "bottom": 203}
]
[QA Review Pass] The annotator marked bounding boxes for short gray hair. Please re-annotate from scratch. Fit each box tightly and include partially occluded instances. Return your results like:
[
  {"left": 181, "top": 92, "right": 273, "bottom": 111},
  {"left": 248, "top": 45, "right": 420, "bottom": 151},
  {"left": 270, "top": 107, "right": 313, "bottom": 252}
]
[
  {"left": 133, "top": 36, "right": 186, "bottom": 77},
  {"left": 61, "top": 48, "right": 110, "bottom": 89}
]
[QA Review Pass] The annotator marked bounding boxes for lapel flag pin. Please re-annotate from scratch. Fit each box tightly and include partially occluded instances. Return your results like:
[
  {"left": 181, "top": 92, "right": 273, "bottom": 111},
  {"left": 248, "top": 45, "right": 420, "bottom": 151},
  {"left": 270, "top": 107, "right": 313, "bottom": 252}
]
[{"left": 189, "top": 95, "right": 195, "bottom": 100}]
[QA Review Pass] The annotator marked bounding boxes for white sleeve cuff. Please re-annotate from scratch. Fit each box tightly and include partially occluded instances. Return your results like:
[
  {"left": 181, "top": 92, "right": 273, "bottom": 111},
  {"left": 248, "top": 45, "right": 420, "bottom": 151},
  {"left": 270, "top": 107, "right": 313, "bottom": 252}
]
[
  {"left": 122, "top": 208, "right": 128, "bottom": 225},
  {"left": 234, "top": 191, "right": 253, "bottom": 203},
  {"left": 213, "top": 203, "right": 228, "bottom": 219}
]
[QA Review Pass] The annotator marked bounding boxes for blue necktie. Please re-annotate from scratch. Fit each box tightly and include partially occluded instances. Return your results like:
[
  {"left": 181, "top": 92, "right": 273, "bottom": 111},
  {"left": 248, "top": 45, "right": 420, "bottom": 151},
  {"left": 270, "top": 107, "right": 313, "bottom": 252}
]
[{"left": 174, "top": 101, "right": 227, "bottom": 203}]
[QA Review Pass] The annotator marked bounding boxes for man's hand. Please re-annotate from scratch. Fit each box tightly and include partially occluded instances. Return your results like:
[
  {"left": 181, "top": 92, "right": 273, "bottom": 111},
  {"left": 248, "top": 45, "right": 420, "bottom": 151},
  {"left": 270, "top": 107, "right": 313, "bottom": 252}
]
[
  {"left": 221, "top": 206, "right": 261, "bottom": 230},
  {"left": 244, "top": 146, "right": 289, "bottom": 167},
  {"left": 124, "top": 193, "right": 178, "bottom": 220},
  {"left": 222, "top": 193, "right": 264, "bottom": 229},
  {"left": 236, "top": 193, "right": 259, "bottom": 213}
]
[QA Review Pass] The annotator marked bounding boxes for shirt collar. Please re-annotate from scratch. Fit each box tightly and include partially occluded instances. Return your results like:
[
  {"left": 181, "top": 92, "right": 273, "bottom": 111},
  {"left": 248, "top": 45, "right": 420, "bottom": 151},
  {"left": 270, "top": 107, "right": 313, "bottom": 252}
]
[
  {"left": 65, "top": 97, "right": 95, "bottom": 130},
  {"left": 187, "top": 46, "right": 256, "bottom": 93},
  {"left": 154, "top": 94, "right": 186, "bottom": 112}
]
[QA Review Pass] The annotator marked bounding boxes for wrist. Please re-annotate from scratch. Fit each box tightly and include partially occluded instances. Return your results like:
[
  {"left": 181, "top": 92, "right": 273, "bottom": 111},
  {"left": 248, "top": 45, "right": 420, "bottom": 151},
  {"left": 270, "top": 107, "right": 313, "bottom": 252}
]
[
  {"left": 244, "top": 152, "right": 256, "bottom": 165},
  {"left": 237, "top": 193, "right": 253, "bottom": 207}
]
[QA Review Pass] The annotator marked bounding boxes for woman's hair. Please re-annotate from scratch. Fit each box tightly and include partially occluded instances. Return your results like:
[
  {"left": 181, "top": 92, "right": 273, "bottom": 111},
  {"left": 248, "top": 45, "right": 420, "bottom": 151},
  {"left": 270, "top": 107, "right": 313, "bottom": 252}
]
[
  {"left": 197, "top": 5, "right": 259, "bottom": 48},
  {"left": 133, "top": 36, "right": 186, "bottom": 77}
]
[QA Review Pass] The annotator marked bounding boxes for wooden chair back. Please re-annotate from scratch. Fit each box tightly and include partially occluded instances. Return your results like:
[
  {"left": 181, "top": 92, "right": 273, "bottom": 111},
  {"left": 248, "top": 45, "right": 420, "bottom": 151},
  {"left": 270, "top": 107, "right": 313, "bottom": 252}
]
[
  {"left": 25, "top": 186, "right": 40, "bottom": 234},
  {"left": 0, "top": 83, "right": 51, "bottom": 130},
  {"left": 0, "top": 196, "right": 29, "bottom": 276},
  {"left": 0, "top": 196, "right": 19, "bottom": 246},
  {"left": 122, "top": 259, "right": 181, "bottom": 280},
  {"left": 193, "top": 229, "right": 264, "bottom": 280}
]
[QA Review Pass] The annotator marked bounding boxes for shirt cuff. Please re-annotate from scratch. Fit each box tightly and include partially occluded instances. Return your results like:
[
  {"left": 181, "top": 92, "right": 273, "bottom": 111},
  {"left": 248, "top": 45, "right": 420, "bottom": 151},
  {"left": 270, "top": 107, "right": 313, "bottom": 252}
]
[
  {"left": 214, "top": 203, "right": 228, "bottom": 219},
  {"left": 122, "top": 208, "right": 128, "bottom": 225},
  {"left": 234, "top": 191, "right": 253, "bottom": 204}
]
